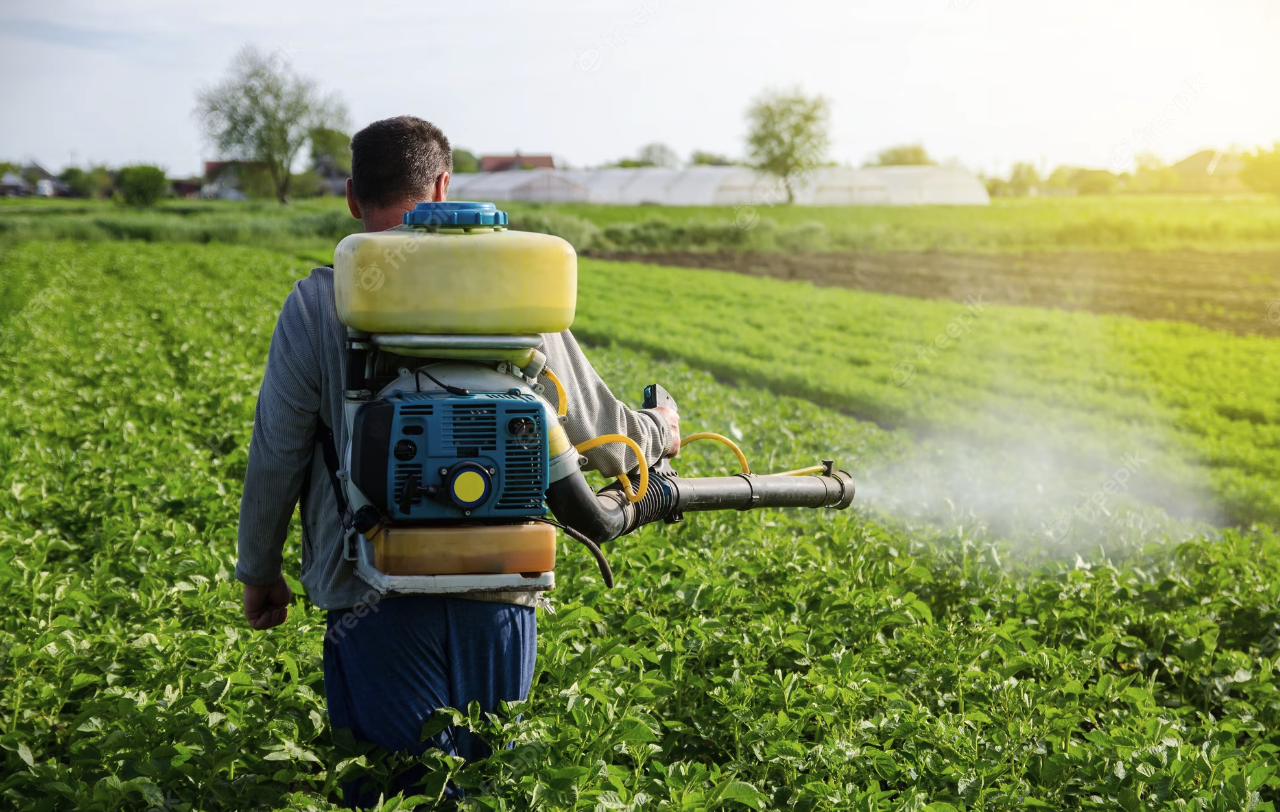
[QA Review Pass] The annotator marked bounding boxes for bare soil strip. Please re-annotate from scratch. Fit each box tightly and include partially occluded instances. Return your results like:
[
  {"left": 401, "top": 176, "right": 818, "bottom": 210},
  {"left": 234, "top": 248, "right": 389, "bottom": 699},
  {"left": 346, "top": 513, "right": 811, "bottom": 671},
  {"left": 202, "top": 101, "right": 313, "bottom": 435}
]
[{"left": 588, "top": 250, "right": 1280, "bottom": 336}]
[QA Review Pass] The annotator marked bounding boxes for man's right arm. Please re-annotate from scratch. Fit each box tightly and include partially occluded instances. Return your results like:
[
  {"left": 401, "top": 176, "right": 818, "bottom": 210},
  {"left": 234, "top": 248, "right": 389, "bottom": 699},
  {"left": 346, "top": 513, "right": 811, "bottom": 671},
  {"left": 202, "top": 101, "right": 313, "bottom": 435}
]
[{"left": 236, "top": 284, "right": 323, "bottom": 621}]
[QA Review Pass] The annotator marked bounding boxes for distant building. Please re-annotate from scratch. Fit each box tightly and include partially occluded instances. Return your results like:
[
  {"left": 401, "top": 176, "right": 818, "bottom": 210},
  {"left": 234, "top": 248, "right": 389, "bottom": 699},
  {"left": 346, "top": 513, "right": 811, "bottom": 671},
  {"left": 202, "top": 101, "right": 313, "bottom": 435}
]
[
  {"left": 448, "top": 165, "right": 990, "bottom": 206},
  {"left": 200, "top": 160, "right": 263, "bottom": 200},
  {"left": 479, "top": 153, "right": 556, "bottom": 172},
  {"left": 170, "top": 178, "right": 203, "bottom": 199},
  {"left": 0, "top": 172, "right": 31, "bottom": 196},
  {"left": 1171, "top": 150, "right": 1247, "bottom": 193},
  {"left": 23, "top": 162, "right": 54, "bottom": 183}
]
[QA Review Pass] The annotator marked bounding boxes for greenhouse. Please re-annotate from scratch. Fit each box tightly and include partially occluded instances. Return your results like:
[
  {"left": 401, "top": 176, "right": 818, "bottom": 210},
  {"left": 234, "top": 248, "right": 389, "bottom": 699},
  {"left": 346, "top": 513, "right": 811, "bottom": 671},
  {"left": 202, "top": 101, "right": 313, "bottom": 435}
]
[{"left": 447, "top": 165, "right": 989, "bottom": 206}]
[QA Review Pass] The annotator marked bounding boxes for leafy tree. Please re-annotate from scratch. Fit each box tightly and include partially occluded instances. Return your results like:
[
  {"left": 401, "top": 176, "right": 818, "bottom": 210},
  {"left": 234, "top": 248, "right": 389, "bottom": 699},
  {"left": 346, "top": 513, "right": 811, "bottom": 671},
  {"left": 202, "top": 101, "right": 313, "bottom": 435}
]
[
  {"left": 116, "top": 165, "right": 169, "bottom": 206},
  {"left": 1074, "top": 169, "right": 1118, "bottom": 195},
  {"left": 58, "top": 166, "right": 115, "bottom": 199},
  {"left": 1241, "top": 143, "right": 1280, "bottom": 196},
  {"left": 869, "top": 144, "right": 935, "bottom": 167},
  {"left": 982, "top": 174, "right": 1010, "bottom": 197},
  {"left": 59, "top": 167, "right": 96, "bottom": 198},
  {"left": 1008, "top": 162, "right": 1041, "bottom": 196},
  {"left": 194, "top": 45, "right": 348, "bottom": 203},
  {"left": 690, "top": 150, "right": 735, "bottom": 166},
  {"left": 637, "top": 142, "right": 680, "bottom": 169},
  {"left": 1128, "top": 153, "right": 1182, "bottom": 193},
  {"left": 308, "top": 127, "right": 351, "bottom": 175},
  {"left": 452, "top": 148, "right": 479, "bottom": 174},
  {"left": 1046, "top": 166, "right": 1117, "bottom": 196},
  {"left": 745, "top": 88, "right": 831, "bottom": 203}
]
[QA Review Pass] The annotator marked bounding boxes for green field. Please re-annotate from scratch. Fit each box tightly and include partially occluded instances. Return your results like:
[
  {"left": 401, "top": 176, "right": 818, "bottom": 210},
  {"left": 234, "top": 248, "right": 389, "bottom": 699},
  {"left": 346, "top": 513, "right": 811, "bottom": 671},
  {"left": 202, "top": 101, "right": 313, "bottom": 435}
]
[
  {"left": 1, "top": 239, "right": 1278, "bottom": 811},
  {"left": 572, "top": 259, "right": 1280, "bottom": 527},
  {"left": 6, "top": 194, "right": 1280, "bottom": 254},
  {"left": 2, "top": 191, "right": 1280, "bottom": 811},
  {"left": 504, "top": 195, "right": 1280, "bottom": 253}
]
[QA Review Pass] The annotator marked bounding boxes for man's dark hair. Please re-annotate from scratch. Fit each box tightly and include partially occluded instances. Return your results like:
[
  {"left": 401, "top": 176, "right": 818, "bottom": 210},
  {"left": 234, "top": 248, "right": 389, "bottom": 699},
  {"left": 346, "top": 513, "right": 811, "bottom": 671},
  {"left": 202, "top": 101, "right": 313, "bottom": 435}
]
[{"left": 350, "top": 115, "right": 452, "bottom": 210}]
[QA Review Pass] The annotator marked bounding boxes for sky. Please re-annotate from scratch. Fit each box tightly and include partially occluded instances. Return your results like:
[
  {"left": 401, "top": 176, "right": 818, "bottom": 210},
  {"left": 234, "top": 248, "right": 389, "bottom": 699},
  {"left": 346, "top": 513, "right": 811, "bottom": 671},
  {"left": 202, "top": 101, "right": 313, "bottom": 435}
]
[{"left": 2, "top": 0, "right": 1278, "bottom": 179}]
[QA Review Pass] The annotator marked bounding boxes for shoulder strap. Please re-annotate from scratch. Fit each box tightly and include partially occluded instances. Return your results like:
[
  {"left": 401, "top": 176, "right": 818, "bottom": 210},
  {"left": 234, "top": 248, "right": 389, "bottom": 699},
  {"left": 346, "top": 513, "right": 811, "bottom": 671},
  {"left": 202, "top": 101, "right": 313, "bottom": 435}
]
[{"left": 316, "top": 422, "right": 349, "bottom": 520}]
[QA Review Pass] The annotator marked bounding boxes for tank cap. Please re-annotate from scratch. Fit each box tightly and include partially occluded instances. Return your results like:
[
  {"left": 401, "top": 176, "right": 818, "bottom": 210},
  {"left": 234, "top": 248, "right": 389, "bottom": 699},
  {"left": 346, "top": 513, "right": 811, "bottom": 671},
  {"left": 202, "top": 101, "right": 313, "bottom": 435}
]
[{"left": 403, "top": 201, "right": 509, "bottom": 227}]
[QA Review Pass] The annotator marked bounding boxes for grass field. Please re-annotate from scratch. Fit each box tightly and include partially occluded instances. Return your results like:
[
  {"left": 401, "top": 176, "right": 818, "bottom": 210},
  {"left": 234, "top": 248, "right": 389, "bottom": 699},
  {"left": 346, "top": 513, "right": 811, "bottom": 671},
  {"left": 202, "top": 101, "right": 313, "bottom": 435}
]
[
  {"left": 3, "top": 240, "right": 1280, "bottom": 810},
  {"left": 573, "top": 258, "right": 1280, "bottom": 529},
  {"left": 592, "top": 250, "right": 1280, "bottom": 337},
  {"left": 7, "top": 194, "right": 1280, "bottom": 254},
  {"left": 503, "top": 195, "right": 1280, "bottom": 253}
]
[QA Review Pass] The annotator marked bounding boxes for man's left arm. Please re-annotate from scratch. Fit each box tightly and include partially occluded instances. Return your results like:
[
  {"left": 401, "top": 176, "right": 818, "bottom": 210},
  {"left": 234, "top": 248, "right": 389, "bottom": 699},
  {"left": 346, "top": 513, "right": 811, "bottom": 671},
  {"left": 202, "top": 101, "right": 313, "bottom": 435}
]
[
  {"left": 237, "top": 284, "right": 324, "bottom": 629},
  {"left": 541, "top": 330, "right": 680, "bottom": 477}
]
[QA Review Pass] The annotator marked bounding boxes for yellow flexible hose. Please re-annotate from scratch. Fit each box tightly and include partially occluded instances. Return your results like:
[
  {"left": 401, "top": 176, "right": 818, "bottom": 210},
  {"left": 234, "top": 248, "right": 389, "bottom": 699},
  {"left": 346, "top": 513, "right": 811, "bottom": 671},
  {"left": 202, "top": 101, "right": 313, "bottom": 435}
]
[
  {"left": 574, "top": 433, "right": 649, "bottom": 503},
  {"left": 541, "top": 368, "right": 568, "bottom": 418},
  {"left": 680, "top": 432, "right": 751, "bottom": 474},
  {"left": 771, "top": 464, "right": 826, "bottom": 477}
]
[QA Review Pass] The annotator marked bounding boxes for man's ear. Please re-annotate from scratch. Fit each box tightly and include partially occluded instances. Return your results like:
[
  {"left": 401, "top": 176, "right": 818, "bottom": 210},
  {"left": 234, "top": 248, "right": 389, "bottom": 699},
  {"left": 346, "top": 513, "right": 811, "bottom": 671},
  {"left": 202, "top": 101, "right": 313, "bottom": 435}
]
[
  {"left": 434, "top": 172, "right": 450, "bottom": 202},
  {"left": 345, "top": 178, "right": 362, "bottom": 220}
]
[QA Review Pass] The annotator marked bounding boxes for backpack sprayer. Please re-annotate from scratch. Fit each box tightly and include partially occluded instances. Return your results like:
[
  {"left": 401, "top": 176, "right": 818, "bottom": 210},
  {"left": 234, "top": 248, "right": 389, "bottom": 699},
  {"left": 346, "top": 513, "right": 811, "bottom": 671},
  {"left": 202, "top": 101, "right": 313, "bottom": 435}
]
[{"left": 333, "top": 201, "right": 855, "bottom": 596}]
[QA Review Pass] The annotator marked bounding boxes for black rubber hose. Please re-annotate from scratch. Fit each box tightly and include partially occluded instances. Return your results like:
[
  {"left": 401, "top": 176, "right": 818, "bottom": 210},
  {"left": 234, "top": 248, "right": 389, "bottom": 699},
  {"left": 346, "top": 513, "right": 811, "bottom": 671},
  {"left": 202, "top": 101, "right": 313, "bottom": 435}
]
[
  {"left": 532, "top": 517, "right": 614, "bottom": 588},
  {"left": 544, "top": 470, "right": 631, "bottom": 544}
]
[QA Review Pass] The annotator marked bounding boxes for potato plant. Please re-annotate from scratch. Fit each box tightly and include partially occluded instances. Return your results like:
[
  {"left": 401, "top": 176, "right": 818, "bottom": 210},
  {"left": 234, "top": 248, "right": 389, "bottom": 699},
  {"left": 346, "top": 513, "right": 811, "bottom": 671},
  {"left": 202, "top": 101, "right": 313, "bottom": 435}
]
[
  {"left": 573, "top": 258, "right": 1280, "bottom": 527},
  {"left": 1, "top": 241, "right": 1277, "bottom": 811}
]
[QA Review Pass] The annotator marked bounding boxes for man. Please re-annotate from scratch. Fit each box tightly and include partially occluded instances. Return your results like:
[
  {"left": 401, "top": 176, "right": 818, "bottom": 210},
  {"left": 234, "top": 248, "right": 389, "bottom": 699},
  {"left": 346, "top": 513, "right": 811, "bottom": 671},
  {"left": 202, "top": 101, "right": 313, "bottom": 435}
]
[{"left": 235, "top": 116, "right": 679, "bottom": 804}]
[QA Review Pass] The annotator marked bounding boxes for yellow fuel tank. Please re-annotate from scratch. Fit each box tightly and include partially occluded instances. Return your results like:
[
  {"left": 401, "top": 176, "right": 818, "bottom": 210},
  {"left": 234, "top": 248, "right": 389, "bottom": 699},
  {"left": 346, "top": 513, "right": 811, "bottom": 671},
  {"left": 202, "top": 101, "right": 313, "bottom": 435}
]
[
  {"left": 334, "top": 204, "right": 577, "bottom": 335},
  {"left": 369, "top": 522, "right": 557, "bottom": 576}
]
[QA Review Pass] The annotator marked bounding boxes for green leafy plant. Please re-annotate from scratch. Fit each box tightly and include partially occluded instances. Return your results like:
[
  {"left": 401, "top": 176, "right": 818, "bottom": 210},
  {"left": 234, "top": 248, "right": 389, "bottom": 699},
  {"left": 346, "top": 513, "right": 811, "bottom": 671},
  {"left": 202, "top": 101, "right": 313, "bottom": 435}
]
[
  {"left": 116, "top": 165, "right": 169, "bottom": 207},
  {"left": 1, "top": 239, "right": 1278, "bottom": 810}
]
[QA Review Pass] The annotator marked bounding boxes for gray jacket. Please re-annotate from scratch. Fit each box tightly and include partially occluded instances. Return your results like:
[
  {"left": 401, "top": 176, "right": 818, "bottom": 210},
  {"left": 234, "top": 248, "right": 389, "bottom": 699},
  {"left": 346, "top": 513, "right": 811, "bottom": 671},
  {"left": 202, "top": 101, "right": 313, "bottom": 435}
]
[{"left": 235, "top": 266, "right": 672, "bottom": 610}]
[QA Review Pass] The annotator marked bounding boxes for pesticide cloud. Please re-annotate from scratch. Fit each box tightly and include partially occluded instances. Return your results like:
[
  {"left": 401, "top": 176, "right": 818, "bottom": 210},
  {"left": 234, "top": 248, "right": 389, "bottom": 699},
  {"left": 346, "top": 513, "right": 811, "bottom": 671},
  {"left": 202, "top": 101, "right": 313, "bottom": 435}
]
[{"left": 854, "top": 426, "right": 1222, "bottom": 551}]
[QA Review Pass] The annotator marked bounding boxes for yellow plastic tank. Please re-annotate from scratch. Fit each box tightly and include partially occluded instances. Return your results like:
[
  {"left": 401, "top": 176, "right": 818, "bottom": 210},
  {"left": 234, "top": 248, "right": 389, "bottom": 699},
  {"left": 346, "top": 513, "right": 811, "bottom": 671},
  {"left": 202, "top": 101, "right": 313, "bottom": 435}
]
[
  {"left": 334, "top": 202, "right": 577, "bottom": 335},
  {"left": 369, "top": 522, "right": 557, "bottom": 575}
]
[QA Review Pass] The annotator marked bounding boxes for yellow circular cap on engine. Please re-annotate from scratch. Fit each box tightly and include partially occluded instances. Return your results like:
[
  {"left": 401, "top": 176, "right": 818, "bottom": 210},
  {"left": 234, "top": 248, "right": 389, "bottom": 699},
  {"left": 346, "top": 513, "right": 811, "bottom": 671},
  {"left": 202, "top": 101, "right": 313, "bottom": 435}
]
[{"left": 452, "top": 470, "right": 488, "bottom": 506}]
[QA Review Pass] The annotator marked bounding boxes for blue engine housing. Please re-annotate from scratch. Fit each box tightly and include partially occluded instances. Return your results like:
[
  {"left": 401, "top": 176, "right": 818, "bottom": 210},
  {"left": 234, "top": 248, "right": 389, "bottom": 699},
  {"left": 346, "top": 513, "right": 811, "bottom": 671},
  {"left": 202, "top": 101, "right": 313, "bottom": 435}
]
[{"left": 349, "top": 390, "right": 549, "bottom": 521}]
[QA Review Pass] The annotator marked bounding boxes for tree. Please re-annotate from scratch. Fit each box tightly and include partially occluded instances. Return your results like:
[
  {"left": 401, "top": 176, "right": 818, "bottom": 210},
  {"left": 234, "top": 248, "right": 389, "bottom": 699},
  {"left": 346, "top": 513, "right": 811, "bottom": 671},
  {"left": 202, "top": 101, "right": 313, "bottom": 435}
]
[
  {"left": 1007, "top": 162, "right": 1041, "bottom": 196},
  {"left": 59, "top": 167, "right": 97, "bottom": 198},
  {"left": 869, "top": 144, "right": 934, "bottom": 167},
  {"left": 116, "top": 165, "right": 169, "bottom": 206},
  {"left": 1074, "top": 169, "right": 1118, "bottom": 195},
  {"left": 452, "top": 148, "right": 479, "bottom": 174},
  {"left": 690, "top": 150, "right": 735, "bottom": 166},
  {"left": 1045, "top": 165, "right": 1117, "bottom": 196},
  {"left": 637, "top": 142, "right": 680, "bottom": 169},
  {"left": 308, "top": 127, "right": 351, "bottom": 175},
  {"left": 195, "top": 45, "right": 348, "bottom": 203},
  {"left": 982, "top": 175, "right": 1010, "bottom": 198},
  {"left": 1128, "top": 153, "right": 1181, "bottom": 193},
  {"left": 745, "top": 88, "right": 831, "bottom": 203},
  {"left": 1241, "top": 144, "right": 1280, "bottom": 196}
]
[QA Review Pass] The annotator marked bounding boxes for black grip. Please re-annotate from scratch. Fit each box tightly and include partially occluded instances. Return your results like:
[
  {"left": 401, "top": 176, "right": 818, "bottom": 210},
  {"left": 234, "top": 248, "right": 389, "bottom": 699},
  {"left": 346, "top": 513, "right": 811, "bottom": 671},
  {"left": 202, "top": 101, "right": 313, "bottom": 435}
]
[{"left": 643, "top": 383, "right": 677, "bottom": 412}]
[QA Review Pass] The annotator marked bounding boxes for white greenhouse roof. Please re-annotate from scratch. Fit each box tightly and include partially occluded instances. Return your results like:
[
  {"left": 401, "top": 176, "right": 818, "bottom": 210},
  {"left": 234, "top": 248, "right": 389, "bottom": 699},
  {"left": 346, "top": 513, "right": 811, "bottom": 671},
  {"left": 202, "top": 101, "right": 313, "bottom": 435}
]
[{"left": 448, "top": 166, "right": 988, "bottom": 206}]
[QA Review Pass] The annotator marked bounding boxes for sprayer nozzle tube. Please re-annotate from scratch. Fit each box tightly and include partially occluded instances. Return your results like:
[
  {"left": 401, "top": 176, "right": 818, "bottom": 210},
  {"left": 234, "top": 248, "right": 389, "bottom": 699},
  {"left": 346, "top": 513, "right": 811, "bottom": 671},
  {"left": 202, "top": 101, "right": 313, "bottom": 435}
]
[
  {"left": 676, "top": 471, "right": 856, "bottom": 513},
  {"left": 545, "top": 468, "right": 855, "bottom": 548}
]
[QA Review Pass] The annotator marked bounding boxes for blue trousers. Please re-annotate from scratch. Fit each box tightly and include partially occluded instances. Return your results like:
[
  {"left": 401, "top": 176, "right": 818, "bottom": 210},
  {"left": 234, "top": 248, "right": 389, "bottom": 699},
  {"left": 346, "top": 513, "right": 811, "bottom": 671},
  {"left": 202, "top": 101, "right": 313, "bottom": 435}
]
[{"left": 323, "top": 595, "right": 537, "bottom": 808}]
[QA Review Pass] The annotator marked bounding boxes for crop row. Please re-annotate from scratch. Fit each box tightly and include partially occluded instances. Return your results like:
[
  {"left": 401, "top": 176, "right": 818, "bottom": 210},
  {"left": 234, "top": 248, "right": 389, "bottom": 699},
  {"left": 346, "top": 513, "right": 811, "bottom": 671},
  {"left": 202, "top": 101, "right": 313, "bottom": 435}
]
[
  {"left": 1, "top": 241, "right": 1278, "bottom": 810},
  {"left": 573, "top": 258, "right": 1280, "bottom": 527}
]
